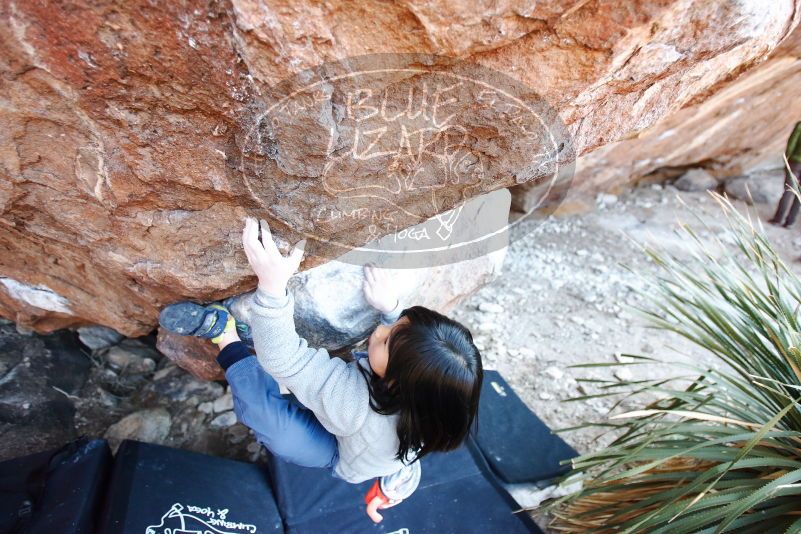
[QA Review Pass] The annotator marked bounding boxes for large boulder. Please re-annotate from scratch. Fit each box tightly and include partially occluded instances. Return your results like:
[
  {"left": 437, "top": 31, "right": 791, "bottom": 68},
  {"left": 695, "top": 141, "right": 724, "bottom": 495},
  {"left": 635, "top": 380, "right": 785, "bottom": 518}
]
[
  {"left": 157, "top": 189, "right": 509, "bottom": 379},
  {"left": 530, "top": 13, "right": 801, "bottom": 201},
  {"left": 0, "top": 1, "right": 798, "bottom": 336}
]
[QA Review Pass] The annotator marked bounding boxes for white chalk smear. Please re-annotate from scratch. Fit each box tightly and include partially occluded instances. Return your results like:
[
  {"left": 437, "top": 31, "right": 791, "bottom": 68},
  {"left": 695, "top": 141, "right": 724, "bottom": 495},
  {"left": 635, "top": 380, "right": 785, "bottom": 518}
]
[{"left": 0, "top": 277, "right": 73, "bottom": 314}]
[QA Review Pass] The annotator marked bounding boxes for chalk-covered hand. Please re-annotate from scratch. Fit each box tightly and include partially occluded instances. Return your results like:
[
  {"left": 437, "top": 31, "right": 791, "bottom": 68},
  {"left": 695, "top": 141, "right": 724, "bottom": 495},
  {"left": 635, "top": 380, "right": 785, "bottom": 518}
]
[
  {"left": 362, "top": 263, "right": 399, "bottom": 314},
  {"left": 242, "top": 217, "right": 306, "bottom": 298}
]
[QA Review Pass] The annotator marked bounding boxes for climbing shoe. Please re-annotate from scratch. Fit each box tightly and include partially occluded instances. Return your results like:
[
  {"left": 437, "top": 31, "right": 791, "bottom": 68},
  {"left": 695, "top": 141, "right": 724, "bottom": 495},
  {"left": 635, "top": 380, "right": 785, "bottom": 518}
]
[{"left": 159, "top": 302, "right": 233, "bottom": 342}]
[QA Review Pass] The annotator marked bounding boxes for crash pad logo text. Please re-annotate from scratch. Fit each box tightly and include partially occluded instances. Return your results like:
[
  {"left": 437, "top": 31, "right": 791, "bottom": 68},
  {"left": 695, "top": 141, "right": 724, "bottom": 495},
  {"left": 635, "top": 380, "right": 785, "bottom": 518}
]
[{"left": 145, "top": 503, "right": 257, "bottom": 534}]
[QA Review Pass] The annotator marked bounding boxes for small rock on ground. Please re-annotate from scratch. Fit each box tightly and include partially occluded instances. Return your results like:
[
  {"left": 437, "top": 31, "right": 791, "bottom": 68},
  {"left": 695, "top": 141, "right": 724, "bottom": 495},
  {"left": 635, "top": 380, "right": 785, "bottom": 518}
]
[
  {"left": 210, "top": 411, "right": 238, "bottom": 428},
  {"left": 104, "top": 345, "right": 156, "bottom": 374},
  {"left": 544, "top": 366, "right": 564, "bottom": 380},
  {"left": 104, "top": 408, "right": 171, "bottom": 451},
  {"left": 77, "top": 325, "right": 124, "bottom": 350},
  {"left": 724, "top": 173, "right": 783, "bottom": 205},
  {"left": 596, "top": 193, "right": 618, "bottom": 207},
  {"left": 142, "top": 366, "right": 224, "bottom": 403},
  {"left": 213, "top": 392, "right": 234, "bottom": 413},
  {"left": 674, "top": 169, "right": 718, "bottom": 192},
  {"left": 478, "top": 302, "right": 504, "bottom": 313}
]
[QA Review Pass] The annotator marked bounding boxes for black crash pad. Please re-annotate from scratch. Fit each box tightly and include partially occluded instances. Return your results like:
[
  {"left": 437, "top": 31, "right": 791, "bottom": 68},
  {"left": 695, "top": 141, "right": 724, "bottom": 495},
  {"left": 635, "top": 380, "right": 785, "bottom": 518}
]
[
  {"left": 98, "top": 440, "right": 283, "bottom": 534},
  {"left": 472, "top": 370, "right": 577, "bottom": 484},
  {"left": 0, "top": 438, "right": 111, "bottom": 534},
  {"left": 267, "top": 444, "right": 543, "bottom": 533}
]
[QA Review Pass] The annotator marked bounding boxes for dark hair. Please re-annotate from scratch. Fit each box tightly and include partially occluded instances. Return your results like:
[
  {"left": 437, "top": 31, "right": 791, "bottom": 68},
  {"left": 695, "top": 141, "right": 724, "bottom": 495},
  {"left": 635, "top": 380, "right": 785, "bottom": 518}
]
[{"left": 360, "top": 305, "right": 483, "bottom": 463}]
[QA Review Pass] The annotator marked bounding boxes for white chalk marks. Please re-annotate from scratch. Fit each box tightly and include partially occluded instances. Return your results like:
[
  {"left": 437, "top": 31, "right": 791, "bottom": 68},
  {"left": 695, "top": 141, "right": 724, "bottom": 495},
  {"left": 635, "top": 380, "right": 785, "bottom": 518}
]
[
  {"left": 0, "top": 277, "right": 72, "bottom": 314},
  {"left": 239, "top": 54, "right": 573, "bottom": 267}
]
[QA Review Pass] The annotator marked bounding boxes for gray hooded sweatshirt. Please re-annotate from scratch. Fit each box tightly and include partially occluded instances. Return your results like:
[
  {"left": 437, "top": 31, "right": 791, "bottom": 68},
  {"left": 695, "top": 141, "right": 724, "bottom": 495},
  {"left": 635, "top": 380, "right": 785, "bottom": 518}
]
[{"left": 247, "top": 286, "right": 420, "bottom": 497}]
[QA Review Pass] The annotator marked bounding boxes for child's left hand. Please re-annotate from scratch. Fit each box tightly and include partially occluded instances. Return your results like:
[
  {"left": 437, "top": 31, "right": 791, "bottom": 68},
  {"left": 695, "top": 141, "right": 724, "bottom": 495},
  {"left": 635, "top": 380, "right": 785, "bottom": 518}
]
[{"left": 363, "top": 263, "right": 400, "bottom": 314}]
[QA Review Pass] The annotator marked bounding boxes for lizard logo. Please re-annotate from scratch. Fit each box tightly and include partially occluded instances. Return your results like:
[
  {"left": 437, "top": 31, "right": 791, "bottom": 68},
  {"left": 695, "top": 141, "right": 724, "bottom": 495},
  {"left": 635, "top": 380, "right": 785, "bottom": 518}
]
[
  {"left": 240, "top": 54, "right": 573, "bottom": 268},
  {"left": 145, "top": 503, "right": 257, "bottom": 534}
]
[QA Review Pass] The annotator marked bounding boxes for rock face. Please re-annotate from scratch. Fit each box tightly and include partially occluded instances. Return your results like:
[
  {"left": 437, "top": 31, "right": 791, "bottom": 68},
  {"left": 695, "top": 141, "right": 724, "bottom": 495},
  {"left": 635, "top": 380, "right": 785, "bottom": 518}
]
[
  {"left": 0, "top": 325, "right": 90, "bottom": 460},
  {"left": 156, "top": 328, "right": 223, "bottom": 381},
  {"left": 540, "top": 15, "right": 801, "bottom": 201},
  {"left": 157, "top": 189, "right": 509, "bottom": 380},
  {"left": 0, "top": 1, "right": 798, "bottom": 336}
]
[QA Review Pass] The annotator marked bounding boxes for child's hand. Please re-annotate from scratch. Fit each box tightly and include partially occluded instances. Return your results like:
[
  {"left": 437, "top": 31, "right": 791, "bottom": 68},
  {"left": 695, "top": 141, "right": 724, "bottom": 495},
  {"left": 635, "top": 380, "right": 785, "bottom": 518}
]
[
  {"left": 365, "top": 495, "right": 389, "bottom": 523},
  {"left": 364, "top": 479, "right": 396, "bottom": 523},
  {"left": 242, "top": 217, "right": 306, "bottom": 298},
  {"left": 363, "top": 263, "right": 399, "bottom": 314}
]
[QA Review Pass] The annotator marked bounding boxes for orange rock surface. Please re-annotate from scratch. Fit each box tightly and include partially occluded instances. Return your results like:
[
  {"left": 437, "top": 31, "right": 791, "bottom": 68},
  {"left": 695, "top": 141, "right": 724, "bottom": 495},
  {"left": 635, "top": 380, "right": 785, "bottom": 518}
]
[{"left": 0, "top": 1, "right": 798, "bottom": 335}]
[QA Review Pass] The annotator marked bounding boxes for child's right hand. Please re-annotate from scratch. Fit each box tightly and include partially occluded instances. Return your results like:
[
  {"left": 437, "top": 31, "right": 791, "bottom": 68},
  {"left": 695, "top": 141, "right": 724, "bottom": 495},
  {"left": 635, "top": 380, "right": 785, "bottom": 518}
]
[
  {"left": 362, "top": 263, "right": 400, "bottom": 314},
  {"left": 242, "top": 217, "right": 306, "bottom": 298}
]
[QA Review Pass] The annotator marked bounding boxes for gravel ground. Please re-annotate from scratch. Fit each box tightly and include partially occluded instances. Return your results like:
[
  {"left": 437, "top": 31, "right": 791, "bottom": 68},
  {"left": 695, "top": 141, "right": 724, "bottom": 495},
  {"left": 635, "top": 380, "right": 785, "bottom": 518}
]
[
  {"left": 453, "top": 183, "right": 801, "bottom": 455},
  {"left": 449, "top": 182, "right": 801, "bottom": 529}
]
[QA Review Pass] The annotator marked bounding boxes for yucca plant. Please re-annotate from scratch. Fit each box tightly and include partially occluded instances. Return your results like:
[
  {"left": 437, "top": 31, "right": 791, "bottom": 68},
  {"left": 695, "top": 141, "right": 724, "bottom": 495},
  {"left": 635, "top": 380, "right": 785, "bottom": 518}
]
[{"left": 543, "top": 194, "right": 801, "bottom": 533}]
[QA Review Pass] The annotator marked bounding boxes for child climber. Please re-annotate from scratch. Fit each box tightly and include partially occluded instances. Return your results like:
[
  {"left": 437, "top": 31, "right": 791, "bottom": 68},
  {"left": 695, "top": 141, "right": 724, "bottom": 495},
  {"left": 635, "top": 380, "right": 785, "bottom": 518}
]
[{"left": 159, "top": 217, "right": 483, "bottom": 523}]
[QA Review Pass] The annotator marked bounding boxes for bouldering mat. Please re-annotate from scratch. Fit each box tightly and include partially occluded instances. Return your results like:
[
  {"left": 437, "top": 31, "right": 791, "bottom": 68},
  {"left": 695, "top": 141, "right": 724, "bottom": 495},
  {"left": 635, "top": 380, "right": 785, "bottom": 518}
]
[
  {"left": 0, "top": 438, "right": 111, "bottom": 534},
  {"left": 98, "top": 440, "right": 283, "bottom": 534},
  {"left": 472, "top": 370, "right": 577, "bottom": 484},
  {"left": 266, "top": 443, "right": 543, "bottom": 533}
]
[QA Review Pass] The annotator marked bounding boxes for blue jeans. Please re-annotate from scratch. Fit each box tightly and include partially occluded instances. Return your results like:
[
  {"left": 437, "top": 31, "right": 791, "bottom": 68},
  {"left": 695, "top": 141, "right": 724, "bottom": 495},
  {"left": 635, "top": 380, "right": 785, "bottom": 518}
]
[{"left": 218, "top": 342, "right": 339, "bottom": 470}]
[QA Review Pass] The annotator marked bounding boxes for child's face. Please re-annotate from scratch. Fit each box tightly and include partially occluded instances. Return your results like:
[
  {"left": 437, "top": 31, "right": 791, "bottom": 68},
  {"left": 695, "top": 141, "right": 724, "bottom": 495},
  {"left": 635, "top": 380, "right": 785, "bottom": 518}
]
[{"left": 367, "top": 316, "right": 409, "bottom": 378}]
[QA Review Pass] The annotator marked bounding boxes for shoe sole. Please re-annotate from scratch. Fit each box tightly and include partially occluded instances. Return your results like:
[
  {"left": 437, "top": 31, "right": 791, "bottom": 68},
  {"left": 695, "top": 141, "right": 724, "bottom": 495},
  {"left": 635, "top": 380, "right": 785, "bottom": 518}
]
[{"left": 159, "top": 302, "right": 211, "bottom": 336}]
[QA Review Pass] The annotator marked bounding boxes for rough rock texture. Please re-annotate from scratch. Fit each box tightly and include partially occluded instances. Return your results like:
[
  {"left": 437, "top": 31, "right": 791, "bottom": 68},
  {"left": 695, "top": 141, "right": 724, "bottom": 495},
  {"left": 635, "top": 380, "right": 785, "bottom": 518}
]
[
  {"left": 536, "top": 16, "right": 801, "bottom": 201},
  {"left": 156, "top": 328, "right": 223, "bottom": 381},
  {"left": 157, "top": 205, "right": 508, "bottom": 380},
  {"left": 103, "top": 339, "right": 158, "bottom": 374},
  {"left": 76, "top": 325, "right": 124, "bottom": 350},
  {"left": 289, "top": 250, "right": 507, "bottom": 348},
  {"left": 0, "top": 325, "right": 89, "bottom": 460},
  {"left": 723, "top": 170, "right": 785, "bottom": 205},
  {"left": 103, "top": 407, "right": 171, "bottom": 452},
  {"left": 0, "top": 1, "right": 799, "bottom": 337},
  {"left": 674, "top": 169, "right": 719, "bottom": 192}
]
